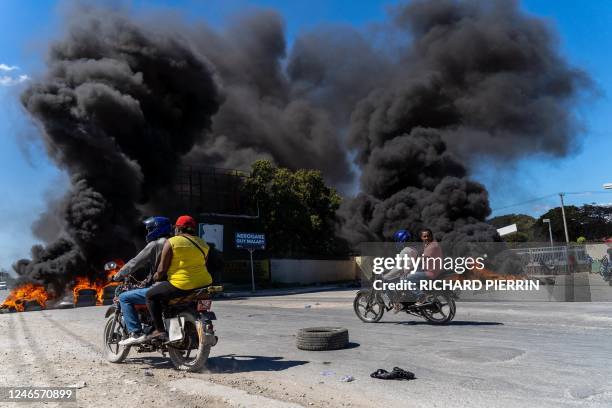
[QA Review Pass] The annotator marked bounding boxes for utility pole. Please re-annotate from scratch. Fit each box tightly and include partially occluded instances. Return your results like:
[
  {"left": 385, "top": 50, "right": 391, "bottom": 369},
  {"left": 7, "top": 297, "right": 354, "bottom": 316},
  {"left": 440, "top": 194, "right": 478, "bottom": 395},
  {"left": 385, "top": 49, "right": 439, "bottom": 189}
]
[
  {"left": 559, "top": 193, "right": 570, "bottom": 244},
  {"left": 543, "top": 219, "right": 553, "bottom": 248}
]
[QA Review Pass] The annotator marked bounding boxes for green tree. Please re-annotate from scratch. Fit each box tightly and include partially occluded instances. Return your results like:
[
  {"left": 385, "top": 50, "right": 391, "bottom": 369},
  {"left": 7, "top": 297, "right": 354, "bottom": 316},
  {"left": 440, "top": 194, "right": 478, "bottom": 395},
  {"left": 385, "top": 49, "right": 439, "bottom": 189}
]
[
  {"left": 243, "top": 160, "right": 345, "bottom": 257},
  {"left": 534, "top": 204, "right": 612, "bottom": 242}
]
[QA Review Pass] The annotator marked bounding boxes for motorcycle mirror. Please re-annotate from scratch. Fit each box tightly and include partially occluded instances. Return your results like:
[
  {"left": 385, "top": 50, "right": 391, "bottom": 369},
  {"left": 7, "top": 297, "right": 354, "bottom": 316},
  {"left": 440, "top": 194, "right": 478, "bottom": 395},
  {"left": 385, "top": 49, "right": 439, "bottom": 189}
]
[{"left": 104, "top": 261, "right": 117, "bottom": 271}]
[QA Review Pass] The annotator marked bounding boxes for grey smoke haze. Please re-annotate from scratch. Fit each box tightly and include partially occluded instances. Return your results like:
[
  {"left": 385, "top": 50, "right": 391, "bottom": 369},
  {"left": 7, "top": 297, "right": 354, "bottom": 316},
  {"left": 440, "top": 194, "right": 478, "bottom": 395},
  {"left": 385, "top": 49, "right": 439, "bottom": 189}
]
[{"left": 15, "top": 0, "right": 588, "bottom": 294}]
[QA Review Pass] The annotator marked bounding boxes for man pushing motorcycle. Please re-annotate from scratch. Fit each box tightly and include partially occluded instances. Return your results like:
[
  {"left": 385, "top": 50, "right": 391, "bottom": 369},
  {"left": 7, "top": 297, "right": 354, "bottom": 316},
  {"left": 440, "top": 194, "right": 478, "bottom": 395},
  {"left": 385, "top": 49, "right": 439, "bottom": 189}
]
[{"left": 113, "top": 216, "right": 172, "bottom": 346}]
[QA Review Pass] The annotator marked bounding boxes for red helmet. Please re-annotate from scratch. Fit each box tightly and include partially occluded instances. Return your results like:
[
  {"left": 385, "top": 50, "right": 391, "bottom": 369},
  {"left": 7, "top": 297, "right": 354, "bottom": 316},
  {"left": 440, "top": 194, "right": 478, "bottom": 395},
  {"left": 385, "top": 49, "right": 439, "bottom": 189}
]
[{"left": 175, "top": 215, "right": 196, "bottom": 229}]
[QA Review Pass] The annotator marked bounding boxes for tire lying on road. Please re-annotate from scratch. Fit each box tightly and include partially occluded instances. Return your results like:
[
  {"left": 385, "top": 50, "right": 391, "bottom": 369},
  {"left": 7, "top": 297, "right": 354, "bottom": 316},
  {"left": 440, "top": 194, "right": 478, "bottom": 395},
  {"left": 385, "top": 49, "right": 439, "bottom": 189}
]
[{"left": 296, "top": 327, "right": 349, "bottom": 351}]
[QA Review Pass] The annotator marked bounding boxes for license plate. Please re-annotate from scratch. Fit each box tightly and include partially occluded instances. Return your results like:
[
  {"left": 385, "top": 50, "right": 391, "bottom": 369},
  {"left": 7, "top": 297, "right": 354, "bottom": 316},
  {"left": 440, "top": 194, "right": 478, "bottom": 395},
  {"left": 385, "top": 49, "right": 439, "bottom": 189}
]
[{"left": 197, "top": 299, "right": 212, "bottom": 311}]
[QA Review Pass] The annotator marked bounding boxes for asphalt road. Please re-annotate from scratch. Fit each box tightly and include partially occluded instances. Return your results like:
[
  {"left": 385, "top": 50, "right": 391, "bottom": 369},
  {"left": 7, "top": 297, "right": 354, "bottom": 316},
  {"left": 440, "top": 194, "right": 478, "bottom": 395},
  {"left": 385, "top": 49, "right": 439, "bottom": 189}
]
[{"left": 1, "top": 290, "right": 611, "bottom": 407}]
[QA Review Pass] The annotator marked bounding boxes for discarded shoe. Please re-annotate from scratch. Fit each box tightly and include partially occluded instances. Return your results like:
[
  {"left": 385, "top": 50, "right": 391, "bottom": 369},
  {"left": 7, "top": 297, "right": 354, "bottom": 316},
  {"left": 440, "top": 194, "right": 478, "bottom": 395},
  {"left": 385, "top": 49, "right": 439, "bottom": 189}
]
[
  {"left": 370, "top": 367, "right": 415, "bottom": 380},
  {"left": 370, "top": 369, "right": 388, "bottom": 378},
  {"left": 392, "top": 367, "right": 415, "bottom": 380}
]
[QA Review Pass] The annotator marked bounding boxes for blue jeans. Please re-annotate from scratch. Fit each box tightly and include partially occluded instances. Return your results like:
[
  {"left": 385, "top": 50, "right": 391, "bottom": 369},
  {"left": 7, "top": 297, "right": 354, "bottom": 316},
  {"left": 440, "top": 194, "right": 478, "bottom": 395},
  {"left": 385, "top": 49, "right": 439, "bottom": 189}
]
[
  {"left": 405, "top": 271, "right": 429, "bottom": 299},
  {"left": 118, "top": 288, "right": 149, "bottom": 334}
]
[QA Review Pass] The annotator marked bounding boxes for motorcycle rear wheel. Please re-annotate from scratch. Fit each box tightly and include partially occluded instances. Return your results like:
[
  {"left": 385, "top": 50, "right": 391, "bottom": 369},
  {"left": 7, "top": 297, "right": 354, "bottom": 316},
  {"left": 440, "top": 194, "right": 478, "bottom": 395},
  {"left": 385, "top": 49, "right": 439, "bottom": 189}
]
[
  {"left": 353, "top": 291, "right": 385, "bottom": 323},
  {"left": 103, "top": 315, "right": 130, "bottom": 363},
  {"left": 167, "top": 318, "right": 211, "bottom": 372}
]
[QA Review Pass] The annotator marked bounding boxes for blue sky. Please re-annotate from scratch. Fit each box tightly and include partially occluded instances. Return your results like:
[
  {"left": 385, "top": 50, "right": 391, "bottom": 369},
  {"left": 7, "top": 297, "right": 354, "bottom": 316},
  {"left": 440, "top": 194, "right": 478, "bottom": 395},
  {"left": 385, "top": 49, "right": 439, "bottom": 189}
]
[{"left": 1, "top": 0, "right": 611, "bottom": 270}]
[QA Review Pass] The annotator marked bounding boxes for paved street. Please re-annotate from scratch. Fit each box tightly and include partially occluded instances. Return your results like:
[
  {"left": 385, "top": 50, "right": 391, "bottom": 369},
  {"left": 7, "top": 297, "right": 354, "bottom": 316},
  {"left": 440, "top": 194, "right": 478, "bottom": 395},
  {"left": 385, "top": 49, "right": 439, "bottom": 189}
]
[{"left": 1, "top": 290, "right": 611, "bottom": 407}]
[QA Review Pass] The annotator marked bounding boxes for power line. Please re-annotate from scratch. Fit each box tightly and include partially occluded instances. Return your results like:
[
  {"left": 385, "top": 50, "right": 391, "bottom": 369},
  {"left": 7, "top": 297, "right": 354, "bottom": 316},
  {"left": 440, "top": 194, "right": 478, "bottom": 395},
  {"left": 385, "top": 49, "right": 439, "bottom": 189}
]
[
  {"left": 491, "top": 190, "right": 612, "bottom": 213},
  {"left": 565, "top": 190, "right": 612, "bottom": 196},
  {"left": 491, "top": 194, "right": 557, "bottom": 212}
]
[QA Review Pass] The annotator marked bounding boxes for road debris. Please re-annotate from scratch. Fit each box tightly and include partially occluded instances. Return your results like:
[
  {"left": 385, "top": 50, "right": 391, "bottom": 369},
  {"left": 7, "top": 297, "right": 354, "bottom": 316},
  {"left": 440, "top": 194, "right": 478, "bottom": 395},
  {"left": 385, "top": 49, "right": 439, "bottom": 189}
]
[{"left": 71, "top": 381, "right": 87, "bottom": 389}]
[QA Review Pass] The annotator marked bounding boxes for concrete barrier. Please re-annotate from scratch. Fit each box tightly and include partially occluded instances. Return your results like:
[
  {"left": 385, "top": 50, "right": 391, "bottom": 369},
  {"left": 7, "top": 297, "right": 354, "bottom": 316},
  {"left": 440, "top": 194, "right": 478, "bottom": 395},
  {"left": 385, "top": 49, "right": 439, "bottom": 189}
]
[{"left": 270, "top": 259, "right": 357, "bottom": 284}]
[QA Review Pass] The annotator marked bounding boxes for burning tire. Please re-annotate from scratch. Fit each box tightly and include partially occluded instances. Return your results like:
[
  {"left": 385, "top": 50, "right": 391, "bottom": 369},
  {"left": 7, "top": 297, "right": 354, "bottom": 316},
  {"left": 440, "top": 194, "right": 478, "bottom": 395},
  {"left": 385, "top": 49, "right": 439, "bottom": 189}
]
[
  {"left": 102, "top": 285, "right": 117, "bottom": 305},
  {"left": 103, "top": 315, "right": 130, "bottom": 363},
  {"left": 75, "top": 289, "right": 97, "bottom": 307},
  {"left": 23, "top": 300, "right": 43, "bottom": 312},
  {"left": 296, "top": 327, "right": 349, "bottom": 351}
]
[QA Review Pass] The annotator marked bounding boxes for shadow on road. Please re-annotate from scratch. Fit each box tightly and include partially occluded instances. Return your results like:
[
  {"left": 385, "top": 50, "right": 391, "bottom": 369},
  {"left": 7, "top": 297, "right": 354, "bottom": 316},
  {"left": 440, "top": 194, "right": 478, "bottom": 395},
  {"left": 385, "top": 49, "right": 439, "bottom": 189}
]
[
  {"left": 206, "top": 354, "right": 309, "bottom": 373},
  {"left": 379, "top": 320, "right": 503, "bottom": 326},
  {"left": 126, "top": 354, "right": 310, "bottom": 373},
  {"left": 128, "top": 356, "right": 175, "bottom": 369},
  {"left": 343, "top": 342, "right": 360, "bottom": 349}
]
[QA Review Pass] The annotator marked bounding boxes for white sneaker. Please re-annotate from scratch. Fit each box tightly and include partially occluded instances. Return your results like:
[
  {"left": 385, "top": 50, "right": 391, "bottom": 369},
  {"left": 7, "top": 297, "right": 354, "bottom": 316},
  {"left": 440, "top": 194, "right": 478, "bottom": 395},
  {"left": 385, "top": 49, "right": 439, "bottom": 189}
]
[{"left": 119, "top": 333, "right": 146, "bottom": 346}]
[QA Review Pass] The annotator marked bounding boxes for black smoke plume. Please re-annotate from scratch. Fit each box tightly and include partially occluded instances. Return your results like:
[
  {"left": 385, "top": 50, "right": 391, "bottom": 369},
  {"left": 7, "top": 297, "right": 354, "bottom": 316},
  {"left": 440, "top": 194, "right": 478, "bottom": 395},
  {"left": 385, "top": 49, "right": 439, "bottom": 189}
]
[
  {"left": 337, "top": 0, "right": 588, "bottom": 244},
  {"left": 184, "top": 11, "right": 354, "bottom": 187},
  {"left": 14, "top": 0, "right": 588, "bottom": 295},
  {"left": 17, "top": 7, "right": 220, "bottom": 295}
]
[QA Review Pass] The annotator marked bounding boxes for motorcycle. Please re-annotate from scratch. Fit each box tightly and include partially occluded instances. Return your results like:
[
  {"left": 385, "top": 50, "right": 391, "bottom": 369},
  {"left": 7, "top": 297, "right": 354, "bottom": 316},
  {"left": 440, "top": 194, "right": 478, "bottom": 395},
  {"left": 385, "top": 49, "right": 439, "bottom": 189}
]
[
  {"left": 353, "top": 271, "right": 457, "bottom": 324},
  {"left": 102, "top": 262, "right": 222, "bottom": 372}
]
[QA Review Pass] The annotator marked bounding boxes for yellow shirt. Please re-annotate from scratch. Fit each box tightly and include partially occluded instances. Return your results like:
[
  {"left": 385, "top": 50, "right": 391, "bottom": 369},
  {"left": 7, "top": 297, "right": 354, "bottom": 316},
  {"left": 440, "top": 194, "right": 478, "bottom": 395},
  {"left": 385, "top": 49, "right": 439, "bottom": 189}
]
[{"left": 167, "top": 235, "right": 212, "bottom": 290}]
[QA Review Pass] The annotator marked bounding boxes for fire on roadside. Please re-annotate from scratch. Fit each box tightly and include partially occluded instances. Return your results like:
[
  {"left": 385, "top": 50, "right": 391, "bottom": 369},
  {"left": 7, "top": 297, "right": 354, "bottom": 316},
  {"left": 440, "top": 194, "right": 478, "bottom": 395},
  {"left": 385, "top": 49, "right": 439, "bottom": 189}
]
[
  {"left": 1, "top": 259, "right": 124, "bottom": 312},
  {"left": 1, "top": 283, "right": 50, "bottom": 312},
  {"left": 73, "top": 259, "right": 124, "bottom": 305}
]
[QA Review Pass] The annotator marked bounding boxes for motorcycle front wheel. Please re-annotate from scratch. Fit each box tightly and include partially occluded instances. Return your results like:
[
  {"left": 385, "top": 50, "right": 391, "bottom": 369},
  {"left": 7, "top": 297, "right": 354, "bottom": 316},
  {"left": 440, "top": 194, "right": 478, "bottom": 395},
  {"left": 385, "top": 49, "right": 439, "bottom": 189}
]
[
  {"left": 353, "top": 290, "right": 385, "bottom": 323},
  {"left": 103, "top": 315, "right": 130, "bottom": 363},
  {"left": 421, "top": 293, "right": 456, "bottom": 324}
]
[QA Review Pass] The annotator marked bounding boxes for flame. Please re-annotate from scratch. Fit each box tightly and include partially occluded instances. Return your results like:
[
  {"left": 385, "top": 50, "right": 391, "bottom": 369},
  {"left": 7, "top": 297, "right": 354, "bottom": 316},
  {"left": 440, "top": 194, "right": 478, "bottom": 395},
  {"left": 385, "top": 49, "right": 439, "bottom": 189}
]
[
  {"left": 72, "top": 276, "right": 99, "bottom": 305},
  {"left": 1, "top": 259, "right": 124, "bottom": 312},
  {"left": 73, "top": 259, "right": 124, "bottom": 305},
  {"left": 1, "top": 283, "right": 50, "bottom": 312},
  {"left": 72, "top": 277, "right": 114, "bottom": 305}
]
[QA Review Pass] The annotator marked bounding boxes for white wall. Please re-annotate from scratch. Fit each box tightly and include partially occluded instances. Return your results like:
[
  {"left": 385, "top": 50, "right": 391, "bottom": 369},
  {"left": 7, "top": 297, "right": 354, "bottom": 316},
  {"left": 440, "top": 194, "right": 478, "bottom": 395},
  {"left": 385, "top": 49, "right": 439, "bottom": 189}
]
[
  {"left": 585, "top": 243, "right": 608, "bottom": 260},
  {"left": 270, "top": 259, "right": 357, "bottom": 284}
]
